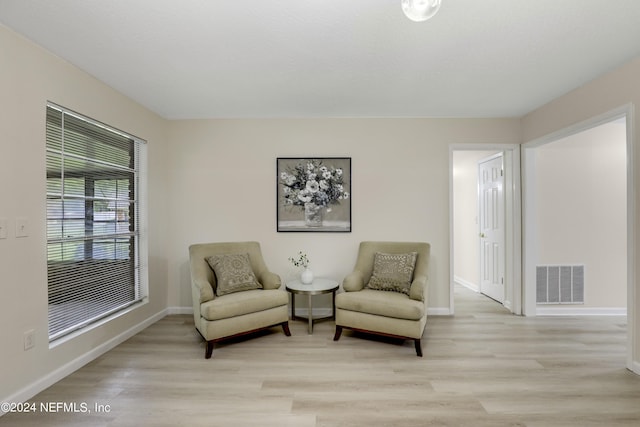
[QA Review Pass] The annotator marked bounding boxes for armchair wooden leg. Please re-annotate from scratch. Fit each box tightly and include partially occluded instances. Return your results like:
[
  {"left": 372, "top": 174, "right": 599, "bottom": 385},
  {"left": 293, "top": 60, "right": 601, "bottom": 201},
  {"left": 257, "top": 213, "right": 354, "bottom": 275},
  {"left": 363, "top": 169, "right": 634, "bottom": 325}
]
[
  {"left": 333, "top": 325, "right": 343, "bottom": 341},
  {"left": 205, "top": 341, "right": 215, "bottom": 359},
  {"left": 282, "top": 321, "right": 292, "bottom": 336},
  {"left": 414, "top": 339, "right": 423, "bottom": 357}
]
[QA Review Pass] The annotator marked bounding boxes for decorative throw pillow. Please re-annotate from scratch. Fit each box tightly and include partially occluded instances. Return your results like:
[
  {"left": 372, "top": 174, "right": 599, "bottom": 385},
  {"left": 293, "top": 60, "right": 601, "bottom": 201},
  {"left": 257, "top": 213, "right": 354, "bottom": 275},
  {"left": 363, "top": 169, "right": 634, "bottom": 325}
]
[
  {"left": 205, "top": 253, "right": 263, "bottom": 296},
  {"left": 366, "top": 252, "right": 417, "bottom": 295}
]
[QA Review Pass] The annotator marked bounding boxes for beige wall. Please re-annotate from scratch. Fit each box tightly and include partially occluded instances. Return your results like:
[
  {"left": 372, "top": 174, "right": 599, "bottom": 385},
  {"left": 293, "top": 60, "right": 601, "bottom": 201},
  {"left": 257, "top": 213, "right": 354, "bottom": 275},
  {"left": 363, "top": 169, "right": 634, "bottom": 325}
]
[
  {"left": 535, "top": 120, "right": 627, "bottom": 308},
  {"left": 522, "top": 56, "right": 640, "bottom": 370},
  {"left": 0, "top": 26, "right": 170, "bottom": 400},
  {"left": 165, "top": 119, "right": 520, "bottom": 312}
]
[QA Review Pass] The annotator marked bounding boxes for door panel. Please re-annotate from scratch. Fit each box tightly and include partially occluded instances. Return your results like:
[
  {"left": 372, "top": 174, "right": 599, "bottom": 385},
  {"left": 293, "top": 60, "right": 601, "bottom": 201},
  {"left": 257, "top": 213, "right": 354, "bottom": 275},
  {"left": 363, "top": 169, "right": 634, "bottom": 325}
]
[{"left": 479, "top": 154, "right": 505, "bottom": 303}]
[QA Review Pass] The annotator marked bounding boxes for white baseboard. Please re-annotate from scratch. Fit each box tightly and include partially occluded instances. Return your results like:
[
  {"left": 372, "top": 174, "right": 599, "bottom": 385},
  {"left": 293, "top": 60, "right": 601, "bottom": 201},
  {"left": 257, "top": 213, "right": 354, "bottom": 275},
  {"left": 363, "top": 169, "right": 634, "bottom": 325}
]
[
  {"left": 428, "top": 307, "right": 453, "bottom": 316},
  {"left": 168, "top": 306, "right": 454, "bottom": 317},
  {"left": 292, "top": 308, "right": 333, "bottom": 317},
  {"left": 1, "top": 309, "right": 168, "bottom": 416},
  {"left": 631, "top": 360, "right": 640, "bottom": 376},
  {"left": 536, "top": 307, "right": 627, "bottom": 316},
  {"left": 454, "top": 276, "right": 479, "bottom": 292},
  {"left": 167, "top": 306, "right": 193, "bottom": 315}
]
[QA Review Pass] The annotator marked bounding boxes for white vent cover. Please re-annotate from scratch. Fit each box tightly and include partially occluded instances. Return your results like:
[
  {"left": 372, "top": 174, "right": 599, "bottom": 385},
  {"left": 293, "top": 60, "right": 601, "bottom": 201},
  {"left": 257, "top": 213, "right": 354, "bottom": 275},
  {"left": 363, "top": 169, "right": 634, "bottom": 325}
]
[{"left": 536, "top": 265, "right": 584, "bottom": 304}]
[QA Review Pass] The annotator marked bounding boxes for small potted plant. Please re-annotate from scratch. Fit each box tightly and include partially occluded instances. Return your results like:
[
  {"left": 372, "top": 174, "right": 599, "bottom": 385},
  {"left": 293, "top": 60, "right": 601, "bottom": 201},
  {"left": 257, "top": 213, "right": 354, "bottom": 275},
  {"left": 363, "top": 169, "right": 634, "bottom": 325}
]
[{"left": 289, "top": 251, "right": 313, "bottom": 284}]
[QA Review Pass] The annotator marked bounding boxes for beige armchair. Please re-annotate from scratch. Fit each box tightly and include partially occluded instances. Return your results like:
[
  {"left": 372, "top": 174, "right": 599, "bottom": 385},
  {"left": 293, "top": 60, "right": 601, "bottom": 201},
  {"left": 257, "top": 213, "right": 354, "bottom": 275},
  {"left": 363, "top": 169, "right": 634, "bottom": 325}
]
[
  {"left": 189, "top": 241, "right": 290, "bottom": 359},
  {"left": 333, "top": 241, "right": 430, "bottom": 356}
]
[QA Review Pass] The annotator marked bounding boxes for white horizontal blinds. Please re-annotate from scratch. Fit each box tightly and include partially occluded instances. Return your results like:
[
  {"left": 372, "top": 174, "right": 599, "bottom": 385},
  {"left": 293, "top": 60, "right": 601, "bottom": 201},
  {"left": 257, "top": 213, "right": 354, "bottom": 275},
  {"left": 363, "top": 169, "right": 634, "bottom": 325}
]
[{"left": 46, "top": 104, "right": 144, "bottom": 341}]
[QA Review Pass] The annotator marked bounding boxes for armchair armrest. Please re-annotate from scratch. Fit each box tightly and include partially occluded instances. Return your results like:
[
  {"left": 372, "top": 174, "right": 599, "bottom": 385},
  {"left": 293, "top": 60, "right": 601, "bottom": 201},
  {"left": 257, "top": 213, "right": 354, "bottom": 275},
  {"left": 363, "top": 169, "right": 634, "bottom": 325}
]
[
  {"left": 343, "top": 270, "right": 365, "bottom": 292},
  {"left": 258, "top": 270, "right": 282, "bottom": 290},
  {"left": 409, "top": 274, "right": 428, "bottom": 302},
  {"left": 192, "top": 277, "right": 215, "bottom": 303}
]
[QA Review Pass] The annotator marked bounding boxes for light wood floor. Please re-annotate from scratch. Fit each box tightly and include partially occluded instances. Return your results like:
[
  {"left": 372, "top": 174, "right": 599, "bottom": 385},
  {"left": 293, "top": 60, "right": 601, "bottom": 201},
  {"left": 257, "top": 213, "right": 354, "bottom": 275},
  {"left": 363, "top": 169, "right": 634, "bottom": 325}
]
[{"left": 3, "top": 286, "right": 639, "bottom": 426}]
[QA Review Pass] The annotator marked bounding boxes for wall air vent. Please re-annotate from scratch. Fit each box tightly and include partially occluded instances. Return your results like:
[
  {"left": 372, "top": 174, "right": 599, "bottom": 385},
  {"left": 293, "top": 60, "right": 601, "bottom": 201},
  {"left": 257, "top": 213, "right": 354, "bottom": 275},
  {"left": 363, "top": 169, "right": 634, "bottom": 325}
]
[{"left": 536, "top": 265, "right": 584, "bottom": 304}]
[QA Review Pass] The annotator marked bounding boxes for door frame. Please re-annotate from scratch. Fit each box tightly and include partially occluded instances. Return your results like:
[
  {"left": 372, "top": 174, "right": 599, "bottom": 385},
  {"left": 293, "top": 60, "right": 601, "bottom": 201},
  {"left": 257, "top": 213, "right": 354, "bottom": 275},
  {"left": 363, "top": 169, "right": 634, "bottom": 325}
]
[
  {"left": 521, "top": 103, "right": 635, "bottom": 372},
  {"left": 449, "top": 144, "right": 522, "bottom": 315}
]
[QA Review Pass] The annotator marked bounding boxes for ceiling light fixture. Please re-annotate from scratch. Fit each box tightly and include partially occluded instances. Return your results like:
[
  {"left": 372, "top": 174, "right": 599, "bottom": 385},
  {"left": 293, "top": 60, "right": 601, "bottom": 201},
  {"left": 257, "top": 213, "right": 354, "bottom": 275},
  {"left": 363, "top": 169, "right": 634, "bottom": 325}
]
[{"left": 402, "top": 0, "right": 442, "bottom": 22}]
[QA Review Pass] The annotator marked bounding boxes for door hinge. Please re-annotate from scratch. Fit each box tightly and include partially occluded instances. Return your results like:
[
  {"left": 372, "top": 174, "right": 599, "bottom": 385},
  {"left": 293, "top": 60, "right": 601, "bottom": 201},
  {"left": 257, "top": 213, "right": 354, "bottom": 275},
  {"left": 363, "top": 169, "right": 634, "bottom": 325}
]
[
  {"left": 501, "top": 277, "right": 504, "bottom": 284},
  {"left": 501, "top": 168, "right": 503, "bottom": 177}
]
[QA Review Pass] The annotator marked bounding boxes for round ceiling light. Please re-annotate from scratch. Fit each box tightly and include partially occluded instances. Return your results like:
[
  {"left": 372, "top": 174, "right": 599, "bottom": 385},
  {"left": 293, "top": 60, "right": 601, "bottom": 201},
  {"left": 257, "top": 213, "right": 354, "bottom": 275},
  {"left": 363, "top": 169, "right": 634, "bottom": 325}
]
[{"left": 401, "top": 0, "right": 442, "bottom": 22}]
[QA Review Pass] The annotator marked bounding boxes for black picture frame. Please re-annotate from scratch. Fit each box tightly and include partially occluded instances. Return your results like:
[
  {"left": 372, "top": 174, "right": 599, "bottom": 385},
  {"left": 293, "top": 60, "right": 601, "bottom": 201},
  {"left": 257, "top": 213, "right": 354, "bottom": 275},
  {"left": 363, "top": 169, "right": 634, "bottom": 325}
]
[{"left": 277, "top": 157, "right": 351, "bottom": 232}]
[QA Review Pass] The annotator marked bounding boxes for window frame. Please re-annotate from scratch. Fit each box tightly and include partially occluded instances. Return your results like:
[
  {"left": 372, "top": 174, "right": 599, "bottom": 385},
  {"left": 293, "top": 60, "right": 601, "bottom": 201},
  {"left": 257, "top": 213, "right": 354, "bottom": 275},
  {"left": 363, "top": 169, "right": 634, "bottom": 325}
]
[{"left": 45, "top": 102, "right": 148, "bottom": 342}]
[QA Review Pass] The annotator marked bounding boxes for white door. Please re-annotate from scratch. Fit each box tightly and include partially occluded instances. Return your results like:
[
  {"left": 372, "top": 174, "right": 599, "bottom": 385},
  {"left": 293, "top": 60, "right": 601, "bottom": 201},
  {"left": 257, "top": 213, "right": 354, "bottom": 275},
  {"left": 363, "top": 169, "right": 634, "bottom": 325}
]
[{"left": 478, "top": 153, "right": 505, "bottom": 303}]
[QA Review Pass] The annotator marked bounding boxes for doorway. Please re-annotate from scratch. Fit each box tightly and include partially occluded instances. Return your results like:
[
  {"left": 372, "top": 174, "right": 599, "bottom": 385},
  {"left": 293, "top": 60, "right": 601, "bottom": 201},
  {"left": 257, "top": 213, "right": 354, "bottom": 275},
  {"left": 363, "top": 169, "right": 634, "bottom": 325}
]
[
  {"left": 449, "top": 145, "right": 521, "bottom": 315},
  {"left": 522, "top": 105, "right": 634, "bottom": 371}
]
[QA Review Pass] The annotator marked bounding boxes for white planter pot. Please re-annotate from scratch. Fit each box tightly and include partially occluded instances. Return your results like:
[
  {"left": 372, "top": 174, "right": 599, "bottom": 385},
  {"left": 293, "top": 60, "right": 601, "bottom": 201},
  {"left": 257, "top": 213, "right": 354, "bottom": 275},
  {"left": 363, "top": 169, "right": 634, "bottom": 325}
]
[{"left": 300, "top": 268, "right": 314, "bottom": 284}]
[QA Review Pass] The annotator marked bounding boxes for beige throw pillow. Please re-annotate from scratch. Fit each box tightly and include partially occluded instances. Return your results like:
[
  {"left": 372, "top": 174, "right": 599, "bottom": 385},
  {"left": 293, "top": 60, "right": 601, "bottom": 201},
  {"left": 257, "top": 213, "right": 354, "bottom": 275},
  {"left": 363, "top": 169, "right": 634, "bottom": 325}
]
[
  {"left": 206, "top": 253, "right": 263, "bottom": 296},
  {"left": 366, "top": 252, "right": 417, "bottom": 295}
]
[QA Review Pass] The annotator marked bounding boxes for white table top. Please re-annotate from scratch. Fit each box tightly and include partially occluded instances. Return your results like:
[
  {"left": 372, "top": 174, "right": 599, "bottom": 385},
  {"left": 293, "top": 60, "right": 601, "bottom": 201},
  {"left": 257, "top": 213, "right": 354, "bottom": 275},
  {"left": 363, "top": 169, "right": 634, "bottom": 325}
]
[{"left": 285, "top": 277, "right": 339, "bottom": 294}]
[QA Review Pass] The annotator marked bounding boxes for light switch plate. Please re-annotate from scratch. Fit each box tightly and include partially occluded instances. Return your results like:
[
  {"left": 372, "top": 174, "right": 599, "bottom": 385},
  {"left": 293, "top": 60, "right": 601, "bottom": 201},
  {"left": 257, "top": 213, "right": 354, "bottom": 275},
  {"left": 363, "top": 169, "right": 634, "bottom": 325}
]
[
  {"left": 0, "top": 218, "right": 7, "bottom": 239},
  {"left": 15, "top": 217, "right": 28, "bottom": 238},
  {"left": 24, "top": 329, "right": 35, "bottom": 350}
]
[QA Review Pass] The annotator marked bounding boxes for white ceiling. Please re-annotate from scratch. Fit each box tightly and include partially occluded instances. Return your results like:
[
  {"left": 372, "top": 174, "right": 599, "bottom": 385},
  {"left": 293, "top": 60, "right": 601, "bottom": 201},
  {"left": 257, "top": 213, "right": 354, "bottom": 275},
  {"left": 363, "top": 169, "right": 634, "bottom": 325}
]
[{"left": 2, "top": 0, "right": 640, "bottom": 119}]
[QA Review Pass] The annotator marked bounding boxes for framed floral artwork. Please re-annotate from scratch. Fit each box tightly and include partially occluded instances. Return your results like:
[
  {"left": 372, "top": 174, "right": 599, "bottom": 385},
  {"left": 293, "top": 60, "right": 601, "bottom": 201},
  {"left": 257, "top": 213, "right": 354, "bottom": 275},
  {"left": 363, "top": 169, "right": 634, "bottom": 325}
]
[{"left": 277, "top": 157, "right": 351, "bottom": 232}]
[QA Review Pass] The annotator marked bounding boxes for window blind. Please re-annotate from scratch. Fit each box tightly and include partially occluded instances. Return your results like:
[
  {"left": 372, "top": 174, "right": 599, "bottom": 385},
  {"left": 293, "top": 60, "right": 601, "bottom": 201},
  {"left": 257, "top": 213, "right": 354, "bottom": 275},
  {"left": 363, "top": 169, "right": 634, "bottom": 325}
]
[{"left": 46, "top": 103, "right": 146, "bottom": 341}]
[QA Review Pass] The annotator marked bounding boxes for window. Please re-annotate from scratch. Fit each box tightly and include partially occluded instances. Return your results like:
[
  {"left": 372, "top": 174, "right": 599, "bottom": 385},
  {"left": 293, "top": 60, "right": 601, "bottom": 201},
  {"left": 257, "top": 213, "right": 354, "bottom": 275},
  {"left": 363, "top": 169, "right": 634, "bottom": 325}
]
[{"left": 46, "top": 103, "right": 147, "bottom": 342}]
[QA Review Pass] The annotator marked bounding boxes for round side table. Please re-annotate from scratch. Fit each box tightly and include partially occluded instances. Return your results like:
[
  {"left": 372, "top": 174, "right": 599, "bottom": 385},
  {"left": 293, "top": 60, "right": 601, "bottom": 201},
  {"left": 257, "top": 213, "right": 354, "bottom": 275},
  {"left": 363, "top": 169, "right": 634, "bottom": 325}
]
[{"left": 285, "top": 278, "right": 339, "bottom": 334}]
